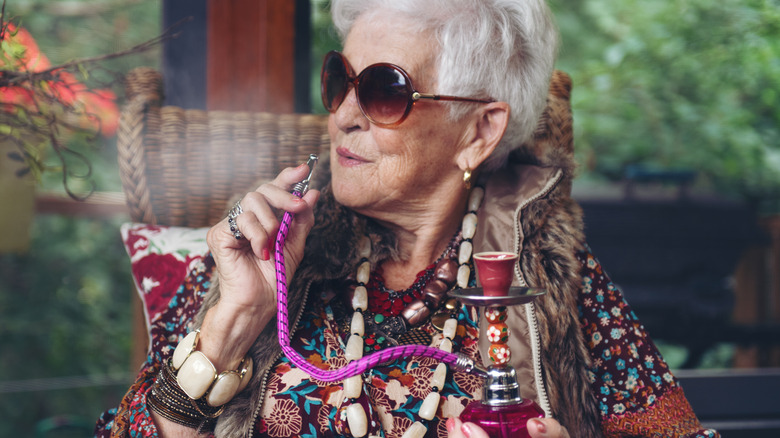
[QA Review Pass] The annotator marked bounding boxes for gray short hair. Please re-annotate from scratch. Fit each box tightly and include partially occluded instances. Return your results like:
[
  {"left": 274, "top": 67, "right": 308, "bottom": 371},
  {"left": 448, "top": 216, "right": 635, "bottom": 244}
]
[{"left": 331, "top": 0, "right": 559, "bottom": 170}]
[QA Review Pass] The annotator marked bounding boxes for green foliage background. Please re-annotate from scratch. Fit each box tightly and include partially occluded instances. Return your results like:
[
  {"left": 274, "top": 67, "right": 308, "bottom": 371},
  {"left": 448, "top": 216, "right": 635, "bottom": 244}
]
[
  {"left": 1, "top": 0, "right": 777, "bottom": 436},
  {"left": 550, "top": 0, "right": 780, "bottom": 201}
]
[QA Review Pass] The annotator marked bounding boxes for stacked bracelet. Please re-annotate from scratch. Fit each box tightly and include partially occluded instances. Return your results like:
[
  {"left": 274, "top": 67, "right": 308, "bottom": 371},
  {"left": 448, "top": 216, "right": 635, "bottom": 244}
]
[
  {"left": 148, "top": 362, "right": 221, "bottom": 433},
  {"left": 171, "top": 330, "right": 253, "bottom": 407},
  {"left": 147, "top": 330, "right": 253, "bottom": 432}
]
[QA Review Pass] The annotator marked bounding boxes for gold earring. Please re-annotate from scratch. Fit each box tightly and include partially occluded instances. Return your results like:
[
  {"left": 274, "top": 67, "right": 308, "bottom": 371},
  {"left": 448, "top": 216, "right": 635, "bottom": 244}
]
[{"left": 463, "top": 167, "right": 472, "bottom": 190}]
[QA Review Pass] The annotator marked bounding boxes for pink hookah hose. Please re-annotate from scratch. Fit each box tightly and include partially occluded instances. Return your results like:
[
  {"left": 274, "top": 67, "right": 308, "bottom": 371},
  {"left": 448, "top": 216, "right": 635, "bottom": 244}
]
[{"left": 273, "top": 179, "right": 475, "bottom": 382}]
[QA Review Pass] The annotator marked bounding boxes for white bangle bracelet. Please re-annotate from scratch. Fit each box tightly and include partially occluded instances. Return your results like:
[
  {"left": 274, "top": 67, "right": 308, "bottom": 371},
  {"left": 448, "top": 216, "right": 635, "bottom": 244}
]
[{"left": 171, "top": 330, "right": 254, "bottom": 407}]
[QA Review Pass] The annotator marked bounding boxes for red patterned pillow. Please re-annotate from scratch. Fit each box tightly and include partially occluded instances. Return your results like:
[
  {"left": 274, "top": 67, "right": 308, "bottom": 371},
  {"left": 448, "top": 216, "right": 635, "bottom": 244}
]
[{"left": 120, "top": 223, "right": 210, "bottom": 328}]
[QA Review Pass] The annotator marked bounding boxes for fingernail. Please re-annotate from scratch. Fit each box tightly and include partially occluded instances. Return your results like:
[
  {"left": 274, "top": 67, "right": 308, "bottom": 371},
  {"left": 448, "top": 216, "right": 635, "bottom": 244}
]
[
  {"left": 529, "top": 418, "right": 546, "bottom": 434},
  {"left": 261, "top": 248, "right": 270, "bottom": 261},
  {"left": 446, "top": 418, "right": 456, "bottom": 433},
  {"left": 461, "top": 423, "right": 473, "bottom": 438}
]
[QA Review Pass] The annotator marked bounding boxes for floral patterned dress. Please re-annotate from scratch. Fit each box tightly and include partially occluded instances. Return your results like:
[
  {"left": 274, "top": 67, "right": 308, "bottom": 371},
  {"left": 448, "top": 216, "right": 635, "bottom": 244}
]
[
  {"left": 253, "top": 280, "right": 483, "bottom": 438},
  {"left": 94, "top": 245, "right": 718, "bottom": 438}
]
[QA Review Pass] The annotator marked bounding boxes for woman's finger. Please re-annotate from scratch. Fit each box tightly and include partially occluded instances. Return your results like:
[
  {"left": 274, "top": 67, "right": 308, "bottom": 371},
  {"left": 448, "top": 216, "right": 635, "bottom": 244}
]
[
  {"left": 445, "top": 418, "right": 490, "bottom": 438},
  {"left": 527, "top": 417, "right": 571, "bottom": 438},
  {"left": 232, "top": 209, "right": 274, "bottom": 260}
]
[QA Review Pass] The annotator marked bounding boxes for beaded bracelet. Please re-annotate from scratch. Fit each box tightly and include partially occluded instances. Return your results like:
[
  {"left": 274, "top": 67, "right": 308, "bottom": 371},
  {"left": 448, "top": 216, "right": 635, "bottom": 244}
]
[
  {"left": 147, "top": 330, "right": 253, "bottom": 431},
  {"left": 171, "top": 330, "right": 253, "bottom": 407}
]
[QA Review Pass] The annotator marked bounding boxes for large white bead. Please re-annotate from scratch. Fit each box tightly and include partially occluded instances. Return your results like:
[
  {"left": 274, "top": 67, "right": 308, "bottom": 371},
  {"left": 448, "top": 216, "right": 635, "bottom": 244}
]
[
  {"left": 442, "top": 318, "right": 458, "bottom": 340},
  {"left": 358, "top": 236, "right": 372, "bottom": 258},
  {"left": 177, "top": 351, "right": 216, "bottom": 399},
  {"left": 468, "top": 186, "right": 485, "bottom": 212},
  {"left": 357, "top": 261, "right": 371, "bottom": 284},
  {"left": 206, "top": 371, "right": 240, "bottom": 406},
  {"left": 431, "top": 363, "right": 448, "bottom": 390},
  {"left": 419, "top": 392, "right": 441, "bottom": 421},
  {"left": 401, "top": 421, "right": 428, "bottom": 438},
  {"left": 350, "top": 312, "right": 365, "bottom": 336},
  {"left": 343, "top": 375, "right": 363, "bottom": 399},
  {"left": 172, "top": 331, "right": 198, "bottom": 370},
  {"left": 439, "top": 338, "right": 453, "bottom": 353},
  {"left": 345, "top": 334, "right": 364, "bottom": 361},
  {"left": 352, "top": 286, "right": 368, "bottom": 311},
  {"left": 462, "top": 213, "right": 478, "bottom": 239},
  {"left": 458, "top": 241, "right": 472, "bottom": 266},
  {"left": 457, "top": 264, "right": 470, "bottom": 289},
  {"left": 346, "top": 403, "right": 368, "bottom": 438}
]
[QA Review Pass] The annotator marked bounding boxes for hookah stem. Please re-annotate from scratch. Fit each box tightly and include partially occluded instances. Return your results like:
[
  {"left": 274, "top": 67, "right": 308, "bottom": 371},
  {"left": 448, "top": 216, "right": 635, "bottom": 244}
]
[{"left": 274, "top": 190, "right": 462, "bottom": 382}]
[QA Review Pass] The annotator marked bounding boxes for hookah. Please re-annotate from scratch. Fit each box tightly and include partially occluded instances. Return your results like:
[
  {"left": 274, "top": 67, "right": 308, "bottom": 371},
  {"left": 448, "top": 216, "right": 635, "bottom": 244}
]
[{"left": 274, "top": 154, "right": 545, "bottom": 437}]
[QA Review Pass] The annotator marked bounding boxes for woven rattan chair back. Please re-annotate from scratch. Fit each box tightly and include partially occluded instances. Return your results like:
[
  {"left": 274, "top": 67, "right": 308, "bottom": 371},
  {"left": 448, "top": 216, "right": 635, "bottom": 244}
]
[{"left": 117, "top": 67, "right": 573, "bottom": 227}]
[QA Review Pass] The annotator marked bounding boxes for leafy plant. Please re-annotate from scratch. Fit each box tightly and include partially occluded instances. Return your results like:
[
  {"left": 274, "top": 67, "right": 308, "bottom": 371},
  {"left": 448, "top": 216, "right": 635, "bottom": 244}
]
[
  {"left": 550, "top": 0, "right": 780, "bottom": 201},
  {"left": 0, "top": 1, "right": 172, "bottom": 200}
]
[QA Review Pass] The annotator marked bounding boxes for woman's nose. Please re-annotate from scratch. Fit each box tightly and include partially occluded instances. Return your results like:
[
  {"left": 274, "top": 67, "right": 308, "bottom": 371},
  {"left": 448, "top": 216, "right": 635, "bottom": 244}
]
[{"left": 332, "top": 86, "right": 370, "bottom": 132}]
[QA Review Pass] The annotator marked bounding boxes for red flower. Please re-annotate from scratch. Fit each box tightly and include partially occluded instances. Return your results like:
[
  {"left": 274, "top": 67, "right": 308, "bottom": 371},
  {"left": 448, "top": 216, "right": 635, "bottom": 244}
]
[
  {"left": 0, "top": 24, "right": 119, "bottom": 136},
  {"left": 132, "top": 253, "right": 187, "bottom": 318}
]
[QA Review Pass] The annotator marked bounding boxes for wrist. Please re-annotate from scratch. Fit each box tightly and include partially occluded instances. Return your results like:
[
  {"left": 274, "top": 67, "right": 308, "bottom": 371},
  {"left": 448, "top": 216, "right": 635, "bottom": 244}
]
[{"left": 199, "top": 301, "right": 274, "bottom": 372}]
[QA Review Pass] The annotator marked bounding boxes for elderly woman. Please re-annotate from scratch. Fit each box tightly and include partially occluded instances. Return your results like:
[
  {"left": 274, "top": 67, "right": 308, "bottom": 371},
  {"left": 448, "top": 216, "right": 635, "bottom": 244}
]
[{"left": 96, "top": 0, "right": 718, "bottom": 437}]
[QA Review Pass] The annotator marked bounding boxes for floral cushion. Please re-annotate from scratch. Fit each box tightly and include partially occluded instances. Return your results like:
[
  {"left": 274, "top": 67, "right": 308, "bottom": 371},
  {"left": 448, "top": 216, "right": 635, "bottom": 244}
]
[{"left": 120, "top": 223, "right": 211, "bottom": 329}]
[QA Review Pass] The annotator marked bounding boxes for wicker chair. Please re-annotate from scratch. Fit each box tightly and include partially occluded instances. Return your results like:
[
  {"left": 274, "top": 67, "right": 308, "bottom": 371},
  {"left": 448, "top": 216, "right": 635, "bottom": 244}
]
[
  {"left": 117, "top": 67, "right": 331, "bottom": 228},
  {"left": 116, "top": 67, "right": 573, "bottom": 227}
]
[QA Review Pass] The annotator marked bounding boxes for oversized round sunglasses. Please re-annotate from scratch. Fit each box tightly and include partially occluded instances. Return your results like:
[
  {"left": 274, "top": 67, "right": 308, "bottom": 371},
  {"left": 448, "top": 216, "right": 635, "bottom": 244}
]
[{"left": 320, "top": 50, "right": 495, "bottom": 128}]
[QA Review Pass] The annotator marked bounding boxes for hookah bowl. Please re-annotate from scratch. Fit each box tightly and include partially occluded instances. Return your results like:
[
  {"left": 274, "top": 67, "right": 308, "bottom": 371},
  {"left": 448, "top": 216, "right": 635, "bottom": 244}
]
[{"left": 450, "top": 287, "right": 546, "bottom": 438}]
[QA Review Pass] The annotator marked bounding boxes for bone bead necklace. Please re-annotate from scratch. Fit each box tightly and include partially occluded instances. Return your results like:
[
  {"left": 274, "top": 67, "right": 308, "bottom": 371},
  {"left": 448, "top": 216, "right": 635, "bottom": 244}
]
[{"left": 342, "top": 187, "right": 484, "bottom": 438}]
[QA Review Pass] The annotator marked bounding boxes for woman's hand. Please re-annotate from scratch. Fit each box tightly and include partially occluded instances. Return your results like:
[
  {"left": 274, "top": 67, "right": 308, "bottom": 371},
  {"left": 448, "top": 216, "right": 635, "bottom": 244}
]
[
  {"left": 199, "top": 163, "right": 320, "bottom": 371},
  {"left": 445, "top": 417, "right": 571, "bottom": 438}
]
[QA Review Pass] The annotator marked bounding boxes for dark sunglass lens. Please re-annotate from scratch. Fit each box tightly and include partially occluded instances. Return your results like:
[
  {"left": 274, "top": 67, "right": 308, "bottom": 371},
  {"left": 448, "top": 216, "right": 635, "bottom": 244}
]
[
  {"left": 358, "top": 66, "right": 410, "bottom": 125},
  {"left": 322, "top": 54, "right": 349, "bottom": 111}
]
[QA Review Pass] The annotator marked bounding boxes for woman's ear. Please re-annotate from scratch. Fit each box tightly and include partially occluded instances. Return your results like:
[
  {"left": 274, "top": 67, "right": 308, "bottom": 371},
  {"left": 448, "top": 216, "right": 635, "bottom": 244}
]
[{"left": 456, "top": 101, "right": 510, "bottom": 171}]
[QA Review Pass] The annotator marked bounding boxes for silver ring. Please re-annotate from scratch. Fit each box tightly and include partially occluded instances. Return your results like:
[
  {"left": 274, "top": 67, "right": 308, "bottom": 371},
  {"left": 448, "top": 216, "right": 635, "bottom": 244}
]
[{"left": 227, "top": 201, "right": 244, "bottom": 240}]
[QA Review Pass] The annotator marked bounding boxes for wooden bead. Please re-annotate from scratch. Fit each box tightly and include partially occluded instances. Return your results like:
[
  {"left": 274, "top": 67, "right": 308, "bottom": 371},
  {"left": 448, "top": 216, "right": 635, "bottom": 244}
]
[
  {"left": 419, "top": 392, "right": 441, "bottom": 421},
  {"left": 431, "top": 363, "right": 448, "bottom": 389},
  {"left": 172, "top": 331, "right": 198, "bottom": 370},
  {"left": 435, "top": 258, "right": 458, "bottom": 286},
  {"left": 423, "top": 279, "right": 448, "bottom": 308},
  {"left": 346, "top": 403, "right": 368, "bottom": 438},
  {"left": 345, "top": 334, "right": 364, "bottom": 361},
  {"left": 468, "top": 187, "right": 484, "bottom": 212},
  {"left": 401, "top": 300, "right": 431, "bottom": 327}
]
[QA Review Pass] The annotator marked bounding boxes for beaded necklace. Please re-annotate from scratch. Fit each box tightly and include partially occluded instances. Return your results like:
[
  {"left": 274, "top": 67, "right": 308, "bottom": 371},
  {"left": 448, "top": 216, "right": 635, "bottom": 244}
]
[{"left": 339, "top": 186, "right": 484, "bottom": 438}]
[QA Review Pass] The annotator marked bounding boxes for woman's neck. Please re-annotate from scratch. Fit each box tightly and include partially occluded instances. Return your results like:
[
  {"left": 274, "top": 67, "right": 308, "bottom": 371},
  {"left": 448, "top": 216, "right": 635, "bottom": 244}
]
[{"left": 369, "top": 194, "right": 467, "bottom": 290}]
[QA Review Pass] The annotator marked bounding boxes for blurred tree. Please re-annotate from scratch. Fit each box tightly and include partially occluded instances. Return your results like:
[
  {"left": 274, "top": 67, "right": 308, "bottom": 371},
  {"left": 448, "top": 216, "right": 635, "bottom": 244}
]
[{"left": 550, "top": 0, "right": 780, "bottom": 201}]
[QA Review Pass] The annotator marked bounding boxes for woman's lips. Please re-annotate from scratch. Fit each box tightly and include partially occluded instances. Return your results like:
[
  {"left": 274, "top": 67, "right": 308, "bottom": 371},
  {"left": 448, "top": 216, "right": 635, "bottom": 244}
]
[{"left": 336, "top": 146, "right": 369, "bottom": 167}]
